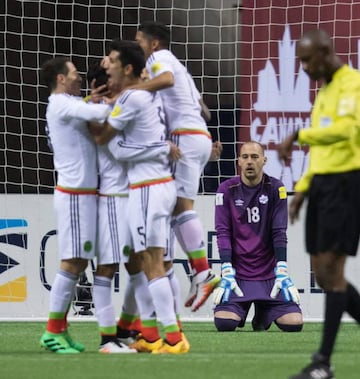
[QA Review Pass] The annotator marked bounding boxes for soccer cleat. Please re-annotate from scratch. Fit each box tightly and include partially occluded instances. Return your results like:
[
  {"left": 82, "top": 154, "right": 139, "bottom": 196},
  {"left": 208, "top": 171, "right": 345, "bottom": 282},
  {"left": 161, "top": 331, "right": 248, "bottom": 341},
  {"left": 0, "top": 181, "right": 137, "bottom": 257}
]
[
  {"left": 99, "top": 340, "right": 137, "bottom": 354},
  {"left": 289, "top": 354, "right": 335, "bottom": 379},
  {"left": 63, "top": 329, "right": 85, "bottom": 352},
  {"left": 40, "top": 331, "right": 80, "bottom": 354},
  {"left": 118, "top": 336, "right": 136, "bottom": 346},
  {"left": 181, "top": 332, "right": 191, "bottom": 352},
  {"left": 152, "top": 339, "right": 190, "bottom": 354},
  {"left": 186, "top": 269, "right": 221, "bottom": 312},
  {"left": 129, "top": 335, "right": 163, "bottom": 353}
]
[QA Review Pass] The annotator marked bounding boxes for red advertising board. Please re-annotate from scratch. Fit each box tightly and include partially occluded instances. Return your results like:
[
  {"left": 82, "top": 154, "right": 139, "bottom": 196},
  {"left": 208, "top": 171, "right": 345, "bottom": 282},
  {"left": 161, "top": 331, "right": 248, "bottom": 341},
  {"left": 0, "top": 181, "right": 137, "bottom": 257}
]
[{"left": 240, "top": 1, "right": 360, "bottom": 191}]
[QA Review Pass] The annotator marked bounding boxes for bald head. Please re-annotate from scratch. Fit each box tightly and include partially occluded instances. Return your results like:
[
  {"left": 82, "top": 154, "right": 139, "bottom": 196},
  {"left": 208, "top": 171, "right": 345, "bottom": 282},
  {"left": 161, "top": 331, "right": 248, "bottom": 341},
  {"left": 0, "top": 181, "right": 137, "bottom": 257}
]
[
  {"left": 299, "top": 29, "right": 333, "bottom": 52},
  {"left": 297, "top": 28, "right": 342, "bottom": 82}
]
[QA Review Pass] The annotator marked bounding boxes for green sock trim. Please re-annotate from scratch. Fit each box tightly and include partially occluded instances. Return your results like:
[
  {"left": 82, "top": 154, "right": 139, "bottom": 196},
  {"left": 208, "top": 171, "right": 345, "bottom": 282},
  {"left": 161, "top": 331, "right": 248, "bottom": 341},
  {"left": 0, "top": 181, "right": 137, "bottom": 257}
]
[
  {"left": 164, "top": 324, "right": 180, "bottom": 333},
  {"left": 188, "top": 249, "right": 207, "bottom": 260},
  {"left": 100, "top": 326, "right": 117, "bottom": 335},
  {"left": 119, "top": 312, "right": 136, "bottom": 323},
  {"left": 142, "top": 319, "right": 158, "bottom": 328},
  {"left": 49, "top": 312, "right": 65, "bottom": 320}
]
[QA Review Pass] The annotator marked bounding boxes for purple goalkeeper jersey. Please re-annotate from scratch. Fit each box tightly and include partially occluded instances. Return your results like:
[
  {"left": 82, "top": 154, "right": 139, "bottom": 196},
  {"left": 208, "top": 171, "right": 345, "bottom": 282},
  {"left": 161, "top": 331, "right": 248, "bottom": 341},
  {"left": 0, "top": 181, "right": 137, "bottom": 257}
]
[{"left": 215, "top": 174, "right": 288, "bottom": 280}]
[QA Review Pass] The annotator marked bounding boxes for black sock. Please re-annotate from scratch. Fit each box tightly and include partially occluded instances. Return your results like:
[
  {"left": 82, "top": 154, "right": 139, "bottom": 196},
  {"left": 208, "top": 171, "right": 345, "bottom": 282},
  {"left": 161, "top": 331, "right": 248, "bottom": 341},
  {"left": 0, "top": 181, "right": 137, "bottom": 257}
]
[
  {"left": 346, "top": 283, "right": 360, "bottom": 323},
  {"left": 319, "top": 291, "right": 347, "bottom": 359}
]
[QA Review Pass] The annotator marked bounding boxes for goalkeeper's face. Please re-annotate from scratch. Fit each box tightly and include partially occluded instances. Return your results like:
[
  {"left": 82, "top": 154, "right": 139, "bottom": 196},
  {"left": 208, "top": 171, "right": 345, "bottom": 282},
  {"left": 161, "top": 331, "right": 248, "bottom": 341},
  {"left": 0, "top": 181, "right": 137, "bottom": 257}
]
[{"left": 238, "top": 142, "right": 266, "bottom": 186}]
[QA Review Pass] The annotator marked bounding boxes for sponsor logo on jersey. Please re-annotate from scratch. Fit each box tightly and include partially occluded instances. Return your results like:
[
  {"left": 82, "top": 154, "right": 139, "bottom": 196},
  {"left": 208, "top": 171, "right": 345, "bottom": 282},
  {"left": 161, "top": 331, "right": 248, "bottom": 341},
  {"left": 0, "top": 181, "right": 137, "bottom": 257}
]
[
  {"left": 0, "top": 219, "right": 28, "bottom": 302},
  {"left": 111, "top": 105, "right": 122, "bottom": 117},
  {"left": 215, "top": 193, "right": 224, "bottom": 206},
  {"left": 278, "top": 186, "right": 287, "bottom": 199},
  {"left": 151, "top": 62, "right": 162, "bottom": 74}
]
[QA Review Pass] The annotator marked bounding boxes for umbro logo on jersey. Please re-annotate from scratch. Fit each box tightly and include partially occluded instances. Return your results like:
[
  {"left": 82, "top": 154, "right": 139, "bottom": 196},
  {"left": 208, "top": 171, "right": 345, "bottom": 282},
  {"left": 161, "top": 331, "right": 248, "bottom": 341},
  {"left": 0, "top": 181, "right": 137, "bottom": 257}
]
[
  {"left": 0, "top": 219, "right": 28, "bottom": 302},
  {"left": 235, "top": 199, "right": 244, "bottom": 206}
]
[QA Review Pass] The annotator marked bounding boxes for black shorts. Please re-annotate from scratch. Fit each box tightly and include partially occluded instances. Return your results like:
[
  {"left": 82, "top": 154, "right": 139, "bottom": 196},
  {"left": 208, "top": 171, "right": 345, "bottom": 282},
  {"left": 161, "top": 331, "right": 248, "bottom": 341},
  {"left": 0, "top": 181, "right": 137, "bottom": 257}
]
[{"left": 306, "top": 170, "right": 360, "bottom": 256}]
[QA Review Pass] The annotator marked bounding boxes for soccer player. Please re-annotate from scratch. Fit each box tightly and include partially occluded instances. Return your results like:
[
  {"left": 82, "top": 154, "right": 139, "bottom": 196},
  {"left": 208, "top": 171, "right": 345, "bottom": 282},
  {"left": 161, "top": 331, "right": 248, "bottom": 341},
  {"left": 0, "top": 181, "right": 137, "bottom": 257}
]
[
  {"left": 87, "top": 61, "right": 180, "bottom": 352},
  {"left": 278, "top": 29, "right": 360, "bottom": 379},
  {"left": 213, "top": 141, "right": 303, "bottom": 334},
  {"left": 134, "top": 21, "right": 221, "bottom": 312},
  {"left": 94, "top": 39, "right": 189, "bottom": 354},
  {"left": 40, "top": 56, "right": 111, "bottom": 353}
]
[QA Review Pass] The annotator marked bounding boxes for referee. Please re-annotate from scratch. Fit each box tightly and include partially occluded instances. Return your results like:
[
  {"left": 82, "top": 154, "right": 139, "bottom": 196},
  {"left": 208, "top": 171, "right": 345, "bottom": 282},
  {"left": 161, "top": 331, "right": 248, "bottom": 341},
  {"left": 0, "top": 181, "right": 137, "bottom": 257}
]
[{"left": 278, "top": 28, "right": 360, "bottom": 379}]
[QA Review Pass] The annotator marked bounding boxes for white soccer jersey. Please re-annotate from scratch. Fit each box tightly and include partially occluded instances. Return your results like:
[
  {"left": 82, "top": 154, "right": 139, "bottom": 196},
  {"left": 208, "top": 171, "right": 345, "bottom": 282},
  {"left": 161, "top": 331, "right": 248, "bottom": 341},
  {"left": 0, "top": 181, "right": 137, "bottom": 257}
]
[
  {"left": 46, "top": 93, "right": 109, "bottom": 190},
  {"left": 107, "top": 89, "right": 172, "bottom": 188},
  {"left": 146, "top": 49, "right": 209, "bottom": 134}
]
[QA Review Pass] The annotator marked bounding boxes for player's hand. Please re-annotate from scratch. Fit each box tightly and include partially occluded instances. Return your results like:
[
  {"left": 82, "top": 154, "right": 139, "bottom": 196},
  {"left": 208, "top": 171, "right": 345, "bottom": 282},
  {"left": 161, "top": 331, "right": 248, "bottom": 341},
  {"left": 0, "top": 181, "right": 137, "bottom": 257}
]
[
  {"left": 213, "top": 262, "right": 243, "bottom": 305},
  {"left": 90, "top": 79, "right": 111, "bottom": 103},
  {"left": 289, "top": 192, "right": 305, "bottom": 224},
  {"left": 270, "top": 261, "right": 300, "bottom": 304},
  {"left": 209, "top": 141, "right": 223, "bottom": 161},
  {"left": 167, "top": 141, "right": 181, "bottom": 161},
  {"left": 277, "top": 132, "right": 298, "bottom": 165}
]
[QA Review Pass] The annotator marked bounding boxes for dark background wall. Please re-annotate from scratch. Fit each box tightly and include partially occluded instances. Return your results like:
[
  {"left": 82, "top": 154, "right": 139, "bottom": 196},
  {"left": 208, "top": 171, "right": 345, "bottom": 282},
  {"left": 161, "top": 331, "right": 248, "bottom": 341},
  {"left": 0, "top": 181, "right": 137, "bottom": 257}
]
[{"left": 0, "top": 0, "right": 241, "bottom": 194}]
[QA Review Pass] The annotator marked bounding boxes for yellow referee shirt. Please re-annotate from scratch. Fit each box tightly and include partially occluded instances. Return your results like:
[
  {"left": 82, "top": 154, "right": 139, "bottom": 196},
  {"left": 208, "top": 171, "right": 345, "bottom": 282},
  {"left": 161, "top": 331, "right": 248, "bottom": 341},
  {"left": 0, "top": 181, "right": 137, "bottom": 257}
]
[{"left": 295, "top": 65, "right": 360, "bottom": 192}]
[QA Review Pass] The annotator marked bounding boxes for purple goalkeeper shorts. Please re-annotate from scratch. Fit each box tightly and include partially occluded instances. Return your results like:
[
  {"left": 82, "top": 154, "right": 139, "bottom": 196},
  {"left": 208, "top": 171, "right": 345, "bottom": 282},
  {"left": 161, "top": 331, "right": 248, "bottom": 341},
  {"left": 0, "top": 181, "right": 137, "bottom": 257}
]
[{"left": 213, "top": 278, "right": 302, "bottom": 329}]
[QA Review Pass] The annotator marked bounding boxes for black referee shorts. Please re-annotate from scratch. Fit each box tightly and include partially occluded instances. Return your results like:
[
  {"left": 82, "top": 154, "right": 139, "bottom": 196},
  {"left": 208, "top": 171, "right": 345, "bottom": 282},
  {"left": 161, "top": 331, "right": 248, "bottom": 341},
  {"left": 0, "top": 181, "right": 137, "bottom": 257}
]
[{"left": 306, "top": 170, "right": 360, "bottom": 256}]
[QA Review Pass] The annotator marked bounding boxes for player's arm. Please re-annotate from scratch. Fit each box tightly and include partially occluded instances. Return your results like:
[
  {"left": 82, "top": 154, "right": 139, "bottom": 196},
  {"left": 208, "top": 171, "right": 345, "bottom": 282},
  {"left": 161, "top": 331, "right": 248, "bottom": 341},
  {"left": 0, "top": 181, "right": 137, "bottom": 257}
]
[
  {"left": 108, "top": 137, "right": 180, "bottom": 163},
  {"left": 213, "top": 185, "right": 243, "bottom": 304},
  {"left": 199, "top": 97, "right": 211, "bottom": 122},
  {"left": 270, "top": 185, "right": 300, "bottom": 304},
  {"left": 298, "top": 116, "right": 353, "bottom": 146},
  {"left": 60, "top": 96, "right": 110, "bottom": 123},
  {"left": 130, "top": 71, "right": 174, "bottom": 92}
]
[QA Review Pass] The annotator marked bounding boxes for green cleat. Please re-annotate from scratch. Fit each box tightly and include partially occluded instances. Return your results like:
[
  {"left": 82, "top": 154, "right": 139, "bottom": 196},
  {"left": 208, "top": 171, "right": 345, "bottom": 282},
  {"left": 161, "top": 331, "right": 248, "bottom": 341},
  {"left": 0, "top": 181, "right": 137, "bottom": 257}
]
[
  {"left": 63, "top": 329, "right": 85, "bottom": 352},
  {"left": 40, "top": 331, "right": 80, "bottom": 354}
]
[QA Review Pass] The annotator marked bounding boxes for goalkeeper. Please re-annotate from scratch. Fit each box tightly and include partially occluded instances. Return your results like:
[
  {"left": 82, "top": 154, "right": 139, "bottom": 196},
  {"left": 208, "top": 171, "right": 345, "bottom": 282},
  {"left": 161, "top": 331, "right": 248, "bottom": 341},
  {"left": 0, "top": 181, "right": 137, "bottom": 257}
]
[{"left": 213, "top": 141, "right": 303, "bottom": 332}]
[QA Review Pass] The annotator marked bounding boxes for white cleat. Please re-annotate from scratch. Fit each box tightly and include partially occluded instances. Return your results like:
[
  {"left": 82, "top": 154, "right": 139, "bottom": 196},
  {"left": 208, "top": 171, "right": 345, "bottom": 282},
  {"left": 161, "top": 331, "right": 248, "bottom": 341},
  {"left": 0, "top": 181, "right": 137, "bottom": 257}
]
[{"left": 99, "top": 341, "right": 137, "bottom": 354}]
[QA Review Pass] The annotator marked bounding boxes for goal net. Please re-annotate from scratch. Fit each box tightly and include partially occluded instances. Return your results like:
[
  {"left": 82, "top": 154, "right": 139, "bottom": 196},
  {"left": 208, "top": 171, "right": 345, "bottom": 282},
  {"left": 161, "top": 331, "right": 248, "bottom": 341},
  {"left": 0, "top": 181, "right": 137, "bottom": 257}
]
[{"left": 1, "top": 0, "right": 360, "bottom": 320}]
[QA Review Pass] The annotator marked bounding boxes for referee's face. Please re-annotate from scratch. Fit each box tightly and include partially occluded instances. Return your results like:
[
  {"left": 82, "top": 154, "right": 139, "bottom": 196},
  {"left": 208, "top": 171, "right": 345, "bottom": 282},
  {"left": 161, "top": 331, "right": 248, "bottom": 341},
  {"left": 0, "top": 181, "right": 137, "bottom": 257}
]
[{"left": 297, "top": 39, "right": 326, "bottom": 81}]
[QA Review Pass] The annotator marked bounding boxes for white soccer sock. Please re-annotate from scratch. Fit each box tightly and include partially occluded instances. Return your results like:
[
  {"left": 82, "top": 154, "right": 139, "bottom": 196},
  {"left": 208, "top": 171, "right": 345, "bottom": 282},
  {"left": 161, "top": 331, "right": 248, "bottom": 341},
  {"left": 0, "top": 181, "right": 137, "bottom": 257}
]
[
  {"left": 148, "top": 276, "right": 177, "bottom": 328},
  {"left": 122, "top": 275, "right": 138, "bottom": 316},
  {"left": 93, "top": 276, "right": 115, "bottom": 328},
  {"left": 166, "top": 267, "right": 181, "bottom": 315},
  {"left": 132, "top": 271, "right": 156, "bottom": 321},
  {"left": 49, "top": 270, "right": 78, "bottom": 313},
  {"left": 172, "top": 210, "right": 206, "bottom": 254}
]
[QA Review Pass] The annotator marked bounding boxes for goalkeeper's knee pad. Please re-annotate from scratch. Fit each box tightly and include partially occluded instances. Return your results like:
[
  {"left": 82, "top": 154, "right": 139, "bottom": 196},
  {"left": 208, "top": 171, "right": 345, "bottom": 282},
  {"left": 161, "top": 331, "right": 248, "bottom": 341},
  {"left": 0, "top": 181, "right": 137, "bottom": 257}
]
[
  {"left": 275, "top": 322, "right": 303, "bottom": 332},
  {"left": 214, "top": 317, "right": 239, "bottom": 332}
]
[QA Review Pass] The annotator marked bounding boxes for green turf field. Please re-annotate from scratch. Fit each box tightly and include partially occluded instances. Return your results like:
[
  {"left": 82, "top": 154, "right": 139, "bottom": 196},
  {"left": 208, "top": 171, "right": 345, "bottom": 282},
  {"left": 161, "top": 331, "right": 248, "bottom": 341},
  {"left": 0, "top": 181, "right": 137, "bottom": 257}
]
[{"left": 0, "top": 322, "right": 358, "bottom": 379}]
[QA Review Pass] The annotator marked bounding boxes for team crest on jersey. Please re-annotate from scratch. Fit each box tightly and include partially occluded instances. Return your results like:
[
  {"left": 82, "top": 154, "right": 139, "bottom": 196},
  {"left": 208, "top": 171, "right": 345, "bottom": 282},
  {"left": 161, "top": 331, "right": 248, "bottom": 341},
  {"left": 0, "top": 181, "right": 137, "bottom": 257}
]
[
  {"left": 259, "top": 195, "right": 268, "bottom": 204},
  {"left": 278, "top": 186, "right": 287, "bottom": 199},
  {"left": 111, "top": 105, "right": 122, "bottom": 117},
  {"left": 235, "top": 199, "right": 244, "bottom": 207},
  {"left": 151, "top": 62, "right": 162, "bottom": 74}
]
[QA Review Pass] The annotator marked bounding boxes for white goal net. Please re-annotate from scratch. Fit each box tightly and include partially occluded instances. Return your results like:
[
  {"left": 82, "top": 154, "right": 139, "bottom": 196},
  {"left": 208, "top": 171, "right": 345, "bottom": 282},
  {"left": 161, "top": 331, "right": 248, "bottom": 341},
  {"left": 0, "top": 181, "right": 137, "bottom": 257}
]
[{"left": 1, "top": 0, "right": 360, "bottom": 320}]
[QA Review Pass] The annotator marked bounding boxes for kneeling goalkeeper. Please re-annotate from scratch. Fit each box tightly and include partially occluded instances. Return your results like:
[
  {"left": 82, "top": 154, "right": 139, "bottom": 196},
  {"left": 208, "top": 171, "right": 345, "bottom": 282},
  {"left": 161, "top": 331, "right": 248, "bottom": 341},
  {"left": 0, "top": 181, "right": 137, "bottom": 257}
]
[{"left": 213, "top": 141, "right": 303, "bottom": 332}]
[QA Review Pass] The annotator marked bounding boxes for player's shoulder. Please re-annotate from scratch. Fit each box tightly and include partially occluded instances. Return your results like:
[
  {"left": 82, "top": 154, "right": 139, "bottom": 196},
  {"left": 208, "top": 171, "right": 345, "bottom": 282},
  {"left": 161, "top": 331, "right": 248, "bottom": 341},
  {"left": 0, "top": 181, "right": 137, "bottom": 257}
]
[
  {"left": 264, "top": 174, "right": 287, "bottom": 199},
  {"left": 217, "top": 176, "right": 240, "bottom": 193},
  {"left": 338, "top": 65, "right": 360, "bottom": 90},
  {"left": 117, "top": 89, "right": 151, "bottom": 105}
]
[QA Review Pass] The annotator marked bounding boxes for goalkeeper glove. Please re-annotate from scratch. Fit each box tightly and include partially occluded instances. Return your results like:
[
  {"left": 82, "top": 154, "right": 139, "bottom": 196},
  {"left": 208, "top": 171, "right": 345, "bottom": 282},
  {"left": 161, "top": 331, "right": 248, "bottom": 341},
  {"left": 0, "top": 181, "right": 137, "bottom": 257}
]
[
  {"left": 213, "top": 262, "right": 243, "bottom": 305},
  {"left": 270, "top": 261, "right": 300, "bottom": 304}
]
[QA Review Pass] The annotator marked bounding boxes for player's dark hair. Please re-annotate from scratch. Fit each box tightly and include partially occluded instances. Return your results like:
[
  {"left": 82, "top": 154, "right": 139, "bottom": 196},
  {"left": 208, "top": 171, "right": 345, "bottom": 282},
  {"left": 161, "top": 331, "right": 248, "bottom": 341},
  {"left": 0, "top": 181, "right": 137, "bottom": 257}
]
[
  {"left": 41, "top": 56, "right": 69, "bottom": 92},
  {"left": 86, "top": 61, "right": 109, "bottom": 88},
  {"left": 138, "top": 21, "right": 170, "bottom": 48},
  {"left": 109, "top": 39, "right": 145, "bottom": 78}
]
